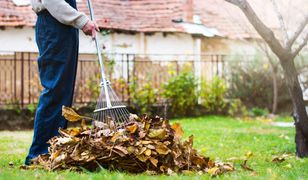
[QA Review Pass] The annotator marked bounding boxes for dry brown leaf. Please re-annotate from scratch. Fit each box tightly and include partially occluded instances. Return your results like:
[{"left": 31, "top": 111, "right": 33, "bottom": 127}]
[
  {"left": 126, "top": 124, "right": 138, "bottom": 134},
  {"left": 149, "top": 157, "right": 158, "bottom": 167},
  {"left": 272, "top": 154, "right": 291, "bottom": 163},
  {"left": 50, "top": 150, "right": 62, "bottom": 161},
  {"left": 144, "top": 149, "right": 152, "bottom": 156},
  {"left": 62, "top": 106, "right": 92, "bottom": 122},
  {"left": 148, "top": 129, "right": 166, "bottom": 139},
  {"left": 110, "top": 132, "right": 122, "bottom": 143},
  {"left": 69, "top": 128, "right": 81, "bottom": 136},
  {"left": 136, "top": 154, "right": 148, "bottom": 162},
  {"left": 114, "top": 146, "right": 129, "bottom": 155},
  {"left": 155, "top": 144, "right": 170, "bottom": 155},
  {"left": 171, "top": 123, "right": 184, "bottom": 138},
  {"left": 127, "top": 146, "right": 135, "bottom": 154},
  {"left": 241, "top": 160, "right": 254, "bottom": 171}
]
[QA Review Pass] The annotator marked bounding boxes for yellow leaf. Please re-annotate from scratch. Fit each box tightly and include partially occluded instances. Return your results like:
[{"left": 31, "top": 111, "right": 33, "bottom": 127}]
[
  {"left": 140, "top": 140, "right": 152, "bottom": 145},
  {"left": 110, "top": 132, "right": 122, "bottom": 143},
  {"left": 155, "top": 144, "right": 170, "bottom": 155},
  {"left": 144, "top": 149, "right": 152, "bottom": 156},
  {"left": 69, "top": 128, "right": 81, "bottom": 136},
  {"left": 62, "top": 106, "right": 92, "bottom": 122},
  {"left": 126, "top": 123, "right": 138, "bottom": 134},
  {"left": 138, "top": 147, "right": 147, "bottom": 155},
  {"left": 207, "top": 167, "right": 219, "bottom": 176},
  {"left": 136, "top": 154, "right": 148, "bottom": 162},
  {"left": 171, "top": 123, "right": 184, "bottom": 138},
  {"left": 127, "top": 146, "right": 135, "bottom": 154},
  {"left": 149, "top": 157, "right": 158, "bottom": 167},
  {"left": 144, "top": 122, "right": 150, "bottom": 131},
  {"left": 50, "top": 150, "right": 62, "bottom": 161},
  {"left": 245, "top": 151, "right": 253, "bottom": 158},
  {"left": 148, "top": 129, "right": 166, "bottom": 139}
]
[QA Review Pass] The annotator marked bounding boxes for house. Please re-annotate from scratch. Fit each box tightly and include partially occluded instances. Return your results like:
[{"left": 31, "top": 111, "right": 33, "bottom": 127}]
[
  {"left": 0, "top": 0, "right": 220, "bottom": 55},
  {"left": 1, "top": 0, "right": 306, "bottom": 55}
]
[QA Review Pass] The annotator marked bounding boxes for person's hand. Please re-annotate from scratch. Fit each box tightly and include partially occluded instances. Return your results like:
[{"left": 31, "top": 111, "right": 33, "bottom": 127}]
[{"left": 82, "top": 20, "right": 99, "bottom": 39}]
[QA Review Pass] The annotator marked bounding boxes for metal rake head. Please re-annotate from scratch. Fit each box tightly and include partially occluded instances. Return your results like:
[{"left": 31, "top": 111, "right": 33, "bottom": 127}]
[{"left": 92, "top": 80, "right": 131, "bottom": 128}]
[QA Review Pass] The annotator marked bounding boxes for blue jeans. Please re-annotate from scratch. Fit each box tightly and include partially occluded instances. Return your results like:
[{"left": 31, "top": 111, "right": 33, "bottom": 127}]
[{"left": 25, "top": 10, "right": 79, "bottom": 165}]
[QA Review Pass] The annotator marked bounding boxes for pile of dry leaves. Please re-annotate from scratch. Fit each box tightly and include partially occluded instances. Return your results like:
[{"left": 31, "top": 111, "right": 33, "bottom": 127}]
[{"left": 31, "top": 106, "right": 234, "bottom": 175}]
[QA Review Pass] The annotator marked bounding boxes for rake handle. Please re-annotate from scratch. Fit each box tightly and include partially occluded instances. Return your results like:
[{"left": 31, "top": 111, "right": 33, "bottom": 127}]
[{"left": 86, "top": 0, "right": 112, "bottom": 108}]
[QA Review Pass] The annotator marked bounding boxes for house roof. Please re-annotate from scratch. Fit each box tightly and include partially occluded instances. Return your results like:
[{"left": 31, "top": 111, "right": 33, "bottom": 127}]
[
  {"left": 0, "top": 0, "right": 220, "bottom": 37},
  {"left": 0, "top": 0, "right": 35, "bottom": 27},
  {"left": 0, "top": 0, "right": 189, "bottom": 33},
  {"left": 1, "top": 0, "right": 306, "bottom": 39}
]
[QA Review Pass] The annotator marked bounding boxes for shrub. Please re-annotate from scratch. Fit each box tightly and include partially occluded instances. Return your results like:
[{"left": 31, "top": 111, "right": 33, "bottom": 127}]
[
  {"left": 249, "top": 107, "right": 269, "bottom": 117},
  {"left": 200, "top": 76, "right": 227, "bottom": 113},
  {"left": 163, "top": 71, "right": 198, "bottom": 117},
  {"left": 129, "top": 81, "right": 159, "bottom": 115},
  {"left": 227, "top": 99, "right": 249, "bottom": 117},
  {"left": 226, "top": 58, "right": 290, "bottom": 111}
]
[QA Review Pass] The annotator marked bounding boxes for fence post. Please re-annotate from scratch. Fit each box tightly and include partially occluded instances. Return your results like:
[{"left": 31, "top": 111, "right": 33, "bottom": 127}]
[
  {"left": 216, "top": 55, "right": 219, "bottom": 76},
  {"left": 28, "top": 52, "right": 31, "bottom": 104},
  {"left": 14, "top": 52, "right": 17, "bottom": 101},
  {"left": 126, "top": 54, "right": 130, "bottom": 106},
  {"left": 21, "top": 52, "right": 24, "bottom": 108}
]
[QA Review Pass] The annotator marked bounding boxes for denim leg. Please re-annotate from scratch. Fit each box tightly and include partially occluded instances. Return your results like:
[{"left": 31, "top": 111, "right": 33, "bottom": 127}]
[{"left": 25, "top": 11, "right": 79, "bottom": 165}]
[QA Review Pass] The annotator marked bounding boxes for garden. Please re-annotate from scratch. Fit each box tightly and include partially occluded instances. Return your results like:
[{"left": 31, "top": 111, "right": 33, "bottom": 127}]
[
  {"left": 1, "top": 54, "right": 307, "bottom": 179},
  {"left": 2, "top": 115, "right": 307, "bottom": 179},
  {"left": 0, "top": 0, "right": 307, "bottom": 179}
]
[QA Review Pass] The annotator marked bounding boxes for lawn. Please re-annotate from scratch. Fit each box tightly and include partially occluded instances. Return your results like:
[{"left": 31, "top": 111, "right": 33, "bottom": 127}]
[{"left": 1, "top": 115, "right": 307, "bottom": 179}]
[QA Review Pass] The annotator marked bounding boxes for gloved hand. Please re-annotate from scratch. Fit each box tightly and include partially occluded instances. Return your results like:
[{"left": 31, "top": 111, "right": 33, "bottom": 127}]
[{"left": 82, "top": 20, "right": 99, "bottom": 39}]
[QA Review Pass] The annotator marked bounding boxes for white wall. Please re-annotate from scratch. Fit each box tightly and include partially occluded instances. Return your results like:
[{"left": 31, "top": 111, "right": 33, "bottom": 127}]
[
  {"left": 0, "top": 27, "right": 195, "bottom": 58},
  {"left": 0, "top": 27, "right": 37, "bottom": 53}
]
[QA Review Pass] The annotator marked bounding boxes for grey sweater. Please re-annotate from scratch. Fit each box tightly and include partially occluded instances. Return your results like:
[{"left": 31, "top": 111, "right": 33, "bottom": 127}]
[{"left": 31, "top": 0, "right": 89, "bottom": 29}]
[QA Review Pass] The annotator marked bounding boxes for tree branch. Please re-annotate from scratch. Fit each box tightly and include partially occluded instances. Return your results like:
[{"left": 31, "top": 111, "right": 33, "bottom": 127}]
[
  {"left": 225, "top": 0, "right": 286, "bottom": 59},
  {"left": 292, "top": 32, "right": 308, "bottom": 58},
  {"left": 286, "top": 16, "right": 308, "bottom": 49},
  {"left": 270, "top": 0, "right": 289, "bottom": 46}
]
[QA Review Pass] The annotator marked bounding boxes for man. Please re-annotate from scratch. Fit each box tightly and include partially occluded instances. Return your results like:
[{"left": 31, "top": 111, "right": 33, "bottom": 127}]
[{"left": 25, "top": 0, "right": 98, "bottom": 165}]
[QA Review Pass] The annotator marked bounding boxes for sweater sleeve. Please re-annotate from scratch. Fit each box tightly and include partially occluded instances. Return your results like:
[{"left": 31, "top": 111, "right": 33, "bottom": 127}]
[{"left": 42, "top": 0, "right": 89, "bottom": 29}]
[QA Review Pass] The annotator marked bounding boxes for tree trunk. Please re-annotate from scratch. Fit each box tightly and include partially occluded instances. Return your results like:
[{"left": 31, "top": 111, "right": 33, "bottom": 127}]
[
  {"left": 280, "top": 58, "right": 308, "bottom": 157},
  {"left": 271, "top": 68, "right": 278, "bottom": 114},
  {"left": 267, "top": 56, "right": 278, "bottom": 114}
]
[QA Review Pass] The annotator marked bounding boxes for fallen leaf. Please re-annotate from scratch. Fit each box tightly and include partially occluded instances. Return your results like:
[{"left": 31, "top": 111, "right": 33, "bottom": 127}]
[
  {"left": 50, "top": 150, "right": 62, "bottom": 161},
  {"left": 155, "top": 144, "right": 170, "bottom": 155},
  {"left": 149, "top": 157, "right": 158, "bottom": 167},
  {"left": 171, "top": 123, "right": 184, "bottom": 138},
  {"left": 207, "top": 167, "right": 220, "bottom": 176},
  {"left": 241, "top": 160, "right": 254, "bottom": 171},
  {"left": 272, "top": 154, "right": 291, "bottom": 163},
  {"left": 144, "top": 149, "right": 152, "bottom": 156},
  {"left": 126, "top": 124, "right": 138, "bottom": 134},
  {"left": 62, "top": 106, "right": 92, "bottom": 122},
  {"left": 148, "top": 129, "right": 166, "bottom": 139}
]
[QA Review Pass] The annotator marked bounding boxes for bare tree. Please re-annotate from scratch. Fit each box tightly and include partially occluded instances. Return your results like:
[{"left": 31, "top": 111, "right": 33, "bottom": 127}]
[{"left": 224, "top": 0, "right": 308, "bottom": 157}]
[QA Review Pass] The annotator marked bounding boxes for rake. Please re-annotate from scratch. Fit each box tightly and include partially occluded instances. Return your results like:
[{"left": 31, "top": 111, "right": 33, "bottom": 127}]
[{"left": 86, "top": 0, "right": 131, "bottom": 128}]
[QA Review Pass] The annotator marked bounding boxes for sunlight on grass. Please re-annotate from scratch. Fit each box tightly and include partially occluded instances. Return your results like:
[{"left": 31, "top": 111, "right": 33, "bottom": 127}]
[{"left": 0, "top": 116, "right": 307, "bottom": 180}]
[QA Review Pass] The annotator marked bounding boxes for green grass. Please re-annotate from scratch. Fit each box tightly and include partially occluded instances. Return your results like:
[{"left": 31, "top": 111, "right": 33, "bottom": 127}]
[{"left": 0, "top": 116, "right": 307, "bottom": 180}]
